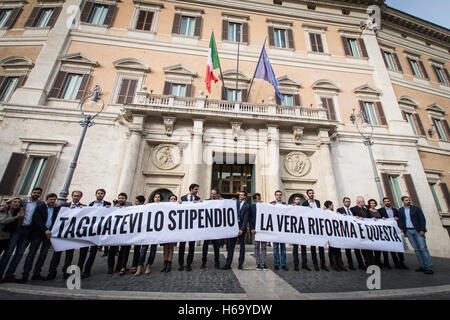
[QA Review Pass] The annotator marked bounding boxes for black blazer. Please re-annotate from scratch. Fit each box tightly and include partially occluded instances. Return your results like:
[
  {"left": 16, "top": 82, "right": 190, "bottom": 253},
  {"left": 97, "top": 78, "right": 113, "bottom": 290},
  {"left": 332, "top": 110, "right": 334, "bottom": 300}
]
[
  {"left": 29, "top": 204, "right": 61, "bottom": 240},
  {"left": 88, "top": 200, "right": 112, "bottom": 207},
  {"left": 62, "top": 202, "right": 86, "bottom": 208},
  {"left": 236, "top": 200, "right": 250, "bottom": 231},
  {"left": 301, "top": 199, "right": 320, "bottom": 208},
  {"left": 337, "top": 206, "right": 353, "bottom": 215},
  {"left": 398, "top": 205, "right": 426, "bottom": 233},
  {"left": 350, "top": 205, "right": 370, "bottom": 218},
  {"left": 249, "top": 204, "right": 257, "bottom": 231},
  {"left": 181, "top": 194, "right": 200, "bottom": 202},
  {"left": 378, "top": 207, "right": 399, "bottom": 219}
]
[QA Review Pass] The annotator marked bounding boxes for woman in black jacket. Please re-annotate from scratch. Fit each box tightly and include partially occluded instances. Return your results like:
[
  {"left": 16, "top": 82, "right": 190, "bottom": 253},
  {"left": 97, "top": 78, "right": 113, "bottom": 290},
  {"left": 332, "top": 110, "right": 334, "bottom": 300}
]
[{"left": 0, "top": 198, "right": 24, "bottom": 256}]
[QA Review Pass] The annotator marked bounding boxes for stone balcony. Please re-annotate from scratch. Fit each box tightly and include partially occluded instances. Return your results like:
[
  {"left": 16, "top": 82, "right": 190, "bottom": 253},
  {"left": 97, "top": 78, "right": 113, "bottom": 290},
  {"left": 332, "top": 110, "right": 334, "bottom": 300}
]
[{"left": 125, "top": 92, "right": 337, "bottom": 128}]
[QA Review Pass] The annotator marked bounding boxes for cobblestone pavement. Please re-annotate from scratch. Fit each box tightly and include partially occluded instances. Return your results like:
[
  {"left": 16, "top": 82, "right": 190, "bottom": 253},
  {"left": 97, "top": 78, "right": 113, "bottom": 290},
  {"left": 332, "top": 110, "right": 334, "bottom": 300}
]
[
  {"left": 0, "top": 245, "right": 449, "bottom": 299},
  {"left": 264, "top": 251, "right": 450, "bottom": 293}
]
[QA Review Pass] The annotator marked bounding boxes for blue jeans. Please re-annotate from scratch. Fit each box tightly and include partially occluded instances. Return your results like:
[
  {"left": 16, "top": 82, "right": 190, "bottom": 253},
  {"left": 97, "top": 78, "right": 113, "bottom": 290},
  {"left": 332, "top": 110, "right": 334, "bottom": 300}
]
[
  {"left": 273, "top": 243, "right": 286, "bottom": 266},
  {"left": 406, "top": 229, "right": 433, "bottom": 270},
  {"left": 0, "top": 226, "right": 30, "bottom": 278},
  {"left": 22, "top": 237, "right": 51, "bottom": 277}
]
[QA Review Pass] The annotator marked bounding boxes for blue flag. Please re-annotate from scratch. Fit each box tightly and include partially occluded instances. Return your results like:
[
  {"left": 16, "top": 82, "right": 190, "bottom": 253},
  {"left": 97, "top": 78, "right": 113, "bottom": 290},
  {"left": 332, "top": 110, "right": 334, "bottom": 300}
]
[{"left": 254, "top": 44, "right": 284, "bottom": 101}]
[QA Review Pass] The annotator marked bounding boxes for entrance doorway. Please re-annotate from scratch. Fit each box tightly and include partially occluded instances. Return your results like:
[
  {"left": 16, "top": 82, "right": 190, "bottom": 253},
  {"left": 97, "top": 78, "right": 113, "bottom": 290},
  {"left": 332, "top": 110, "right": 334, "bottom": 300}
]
[
  {"left": 211, "top": 164, "right": 254, "bottom": 199},
  {"left": 211, "top": 163, "right": 254, "bottom": 244},
  {"left": 148, "top": 188, "right": 172, "bottom": 203}
]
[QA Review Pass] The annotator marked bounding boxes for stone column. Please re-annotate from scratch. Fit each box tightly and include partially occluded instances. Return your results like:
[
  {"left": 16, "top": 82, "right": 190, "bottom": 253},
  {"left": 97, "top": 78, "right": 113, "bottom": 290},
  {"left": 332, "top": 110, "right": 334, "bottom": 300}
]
[
  {"left": 317, "top": 129, "right": 339, "bottom": 206},
  {"left": 361, "top": 29, "right": 412, "bottom": 135},
  {"left": 266, "top": 124, "right": 283, "bottom": 201},
  {"left": 9, "top": 0, "right": 83, "bottom": 106},
  {"left": 188, "top": 119, "right": 204, "bottom": 192},
  {"left": 117, "top": 115, "right": 144, "bottom": 196}
]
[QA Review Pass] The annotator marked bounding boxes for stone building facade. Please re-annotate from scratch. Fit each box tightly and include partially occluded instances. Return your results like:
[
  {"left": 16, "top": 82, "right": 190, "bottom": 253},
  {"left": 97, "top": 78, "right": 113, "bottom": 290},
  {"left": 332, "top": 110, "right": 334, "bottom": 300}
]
[{"left": 0, "top": 0, "right": 449, "bottom": 256}]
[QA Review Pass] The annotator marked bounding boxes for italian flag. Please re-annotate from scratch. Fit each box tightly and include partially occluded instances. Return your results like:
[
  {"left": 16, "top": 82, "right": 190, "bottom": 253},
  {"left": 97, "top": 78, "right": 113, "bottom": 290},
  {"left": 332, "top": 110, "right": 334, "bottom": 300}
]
[{"left": 205, "top": 32, "right": 221, "bottom": 94}]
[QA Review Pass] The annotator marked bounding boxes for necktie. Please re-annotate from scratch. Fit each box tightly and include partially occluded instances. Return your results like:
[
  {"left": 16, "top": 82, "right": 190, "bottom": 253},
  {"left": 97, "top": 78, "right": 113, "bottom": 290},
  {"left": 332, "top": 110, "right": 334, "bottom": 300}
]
[{"left": 346, "top": 208, "right": 350, "bottom": 215}]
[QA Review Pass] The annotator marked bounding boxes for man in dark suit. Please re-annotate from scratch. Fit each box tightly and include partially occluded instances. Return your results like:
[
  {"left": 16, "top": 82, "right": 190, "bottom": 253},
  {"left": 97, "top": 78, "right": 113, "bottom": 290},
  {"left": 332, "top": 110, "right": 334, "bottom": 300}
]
[
  {"left": 301, "top": 189, "right": 328, "bottom": 271},
  {"left": 178, "top": 183, "right": 200, "bottom": 271},
  {"left": 0, "top": 187, "right": 44, "bottom": 282},
  {"left": 337, "top": 197, "right": 360, "bottom": 270},
  {"left": 222, "top": 191, "right": 249, "bottom": 270},
  {"left": 78, "top": 188, "right": 111, "bottom": 278},
  {"left": 292, "top": 195, "right": 311, "bottom": 271},
  {"left": 398, "top": 196, "right": 433, "bottom": 274},
  {"left": 46, "top": 190, "right": 85, "bottom": 280},
  {"left": 250, "top": 193, "right": 268, "bottom": 271},
  {"left": 21, "top": 193, "right": 61, "bottom": 282},
  {"left": 378, "top": 197, "right": 409, "bottom": 270},
  {"left": 271, "top": 190, "right": 288, "bottom": 271},
  {"left": 201, "top": 188, "right": 221, "bottom": 269},
  {"left": 350, "top": 196, "right": 375, "bottom": 268}
]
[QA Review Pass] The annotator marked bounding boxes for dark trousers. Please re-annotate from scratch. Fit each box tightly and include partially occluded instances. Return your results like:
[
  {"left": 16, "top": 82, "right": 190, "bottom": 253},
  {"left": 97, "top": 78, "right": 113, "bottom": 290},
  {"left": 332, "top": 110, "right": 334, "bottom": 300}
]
[
  {"left": 202, "top": 240, "right": 220, "bottom": 265},
  {"left": 374, "top": 251, "right": 383, "bottom": 266},
  {"left": 138, "top": 244, "right": 157, "bottom": 266},
  {"left": 311, "top": 246, "right": 326, "bottom": 267},
  {"left": 132, "top": 245, "right": 141, "bottom": 268},
  {"left": 178, "top": 241, "right": 195, "bottom": 267},
  {"left": 390, "top": 251, "right": 405, "bottom": 266},
  {"left": 107, "top": 246, "right": 119, "bottom": 269},
  {"left": 225, "top": 233, "right": 246, "bottom": 267},
  {"left": 118, "top": 246, "right": 131, "bottom": 269},
  {"left": 292, "top": 245, "right": 308, "bottom": 267},
  {"left": 48, "top": 249, "right": 74, "bottom": 275},
  {"left": 0, "top": 239, "right": 10, "bottom": 256},
  {"left": 361, "top": 249, "right": 375, "bottom": 266},
  {"left": 353, "top": 249, "right": 365, "bottom": 267},
  {"left": 23, "top": 237, "right": 51, "bottom": 277},
  {"left": 0, "top": 226, "right": 30, "bottom": 278},
  {"left": 78, "top": 246, "right": 98, "bottom": 274}
]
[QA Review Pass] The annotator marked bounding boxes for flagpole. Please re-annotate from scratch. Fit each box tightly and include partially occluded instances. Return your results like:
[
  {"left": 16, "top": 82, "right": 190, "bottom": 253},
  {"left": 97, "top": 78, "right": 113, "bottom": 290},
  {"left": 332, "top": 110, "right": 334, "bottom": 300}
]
[
  {"left": 246, "top": 38, "right": 266, "bottom": 102},
  {"left": 235, "top": 40, "right": 240, "bottom": 101},
  {"left": 213, "top": 31, "right": 226, "bottom": 99}
]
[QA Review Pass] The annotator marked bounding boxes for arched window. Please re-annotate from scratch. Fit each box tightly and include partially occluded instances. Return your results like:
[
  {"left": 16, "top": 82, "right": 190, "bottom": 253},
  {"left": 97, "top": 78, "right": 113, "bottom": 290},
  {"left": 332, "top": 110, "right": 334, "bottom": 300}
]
[
  {"left": 148, "top": 188, "right": 173, "bottom": 203},
  {"left": 288, "top": 193, "right": 306, "bottom": 205}
]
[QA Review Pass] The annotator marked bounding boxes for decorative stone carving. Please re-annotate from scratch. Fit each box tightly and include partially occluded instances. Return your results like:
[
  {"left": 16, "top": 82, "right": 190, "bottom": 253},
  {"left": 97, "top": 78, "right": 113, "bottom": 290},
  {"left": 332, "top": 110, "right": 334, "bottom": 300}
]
[
  {"left": 230, "top": 121, "right": 242, "bottom": 141},
  {"left": 293, "top": 126, "right": 304, "bottom": 144},
  {"left": 153, "top": 144, "right": 181, "bottom": 170},
  {"left": 284, "top": 151, "right": 311, "bottom": 177},
  {"left": 163, "top": 116, "right": 176, "bottom": 136}
]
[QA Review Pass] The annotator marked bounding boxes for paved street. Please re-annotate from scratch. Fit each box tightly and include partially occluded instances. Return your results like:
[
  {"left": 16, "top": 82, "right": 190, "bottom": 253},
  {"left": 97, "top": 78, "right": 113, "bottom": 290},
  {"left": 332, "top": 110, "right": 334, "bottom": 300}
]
[{"left": 0, "top": 245, "right": 449, "bottom": 299}]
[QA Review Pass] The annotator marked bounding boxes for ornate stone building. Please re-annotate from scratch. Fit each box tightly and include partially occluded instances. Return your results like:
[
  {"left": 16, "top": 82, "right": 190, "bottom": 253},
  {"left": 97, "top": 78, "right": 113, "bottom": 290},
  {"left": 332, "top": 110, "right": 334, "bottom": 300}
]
[{"left": 0, "top": 0, "right": 449, "bottom": 256}]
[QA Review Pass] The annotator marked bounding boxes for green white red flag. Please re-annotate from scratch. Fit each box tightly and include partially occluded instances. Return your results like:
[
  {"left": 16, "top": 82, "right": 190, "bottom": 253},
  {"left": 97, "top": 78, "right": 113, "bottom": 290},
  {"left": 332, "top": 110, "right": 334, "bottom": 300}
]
[{"left": 205, "top": 32, "right": 221, "bottom": 93}]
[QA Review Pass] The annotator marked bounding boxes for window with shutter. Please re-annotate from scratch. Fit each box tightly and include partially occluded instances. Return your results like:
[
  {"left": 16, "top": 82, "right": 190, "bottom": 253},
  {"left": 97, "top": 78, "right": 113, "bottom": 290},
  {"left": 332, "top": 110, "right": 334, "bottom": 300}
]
[
  {"left": 433, "top": 65, "right": 448, "bottom": 85},
  {"left": 180, "top": 16, "right": 195, "bottom": 36},
  {"left": 381, "top": 173, "right": 396, "bottom": 207},
  {"left": 116, "top": 78, "right": 138, "bottom": 104},
  {"left": 392, "top": 53, "right": 403, "bottom": 72},
  {"left": 274, "top": 28, "right": 287, "bottom": 48},
  {"left": 60, "top": 73, "right": 84, "bottom": 100},
  {"left": 228, "top": 22, "right": 242, "bottom": 42},
  {"left": 413, "top": 113, "right": 425, "bottom": 136},
  {"left": 89, "top": 4, "right": 109, "bottom": 25},
  {"left": 135, "top": 10, "right": 154, "bottom": 31},
  {"left": 0, "top": 153, "right": 26, "bottom": 196},
  {"left": 268, "top": 26, "right": 275, "bottom": 46},
  {"left": 403, "top": 174, "right": 420, "bottom": 207},
  {"left": 439, "top": 183, "right": 450, "bottom": 210},
  {"left": 320, "top": 97, "right": 336, "bottom": 120},
  {"left": 47, "top": 6, "right": 62, "bottom": 28},
  {"left": 375, "top": 102, "right": 387, "bottom": 125},
  {"left": 309, "top": 33, "right": 323, "bottom": 53},
  {"left": 18, "top": 157, "right": 48, "bottom": 196},
  {"left": 2, "top": 7, "right": 22, "bottom": 29},
  {"left": 25, "top": 6, "right": 41, "bottom": 27},
  {"left": 0, "top": 76, "right": 20, "bottom": 101}
]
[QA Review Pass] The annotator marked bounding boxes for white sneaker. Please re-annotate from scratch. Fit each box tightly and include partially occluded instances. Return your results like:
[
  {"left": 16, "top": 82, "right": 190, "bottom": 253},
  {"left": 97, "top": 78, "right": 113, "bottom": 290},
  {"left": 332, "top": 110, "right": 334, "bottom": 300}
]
[
  {"left": 256, "top": 264, "right": 262, "bottom": 271},
  {"left": 263, "top": 265, "right": 269, "bottom": 271}
]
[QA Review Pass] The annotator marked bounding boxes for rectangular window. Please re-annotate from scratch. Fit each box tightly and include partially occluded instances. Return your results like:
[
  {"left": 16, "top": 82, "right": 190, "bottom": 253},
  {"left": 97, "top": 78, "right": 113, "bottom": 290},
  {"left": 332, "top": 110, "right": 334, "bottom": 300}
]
[
  {"left": 281, "top": 95, "right": 293, "bottom": 106},
  {"left": 0, "top": 77, "right": 19, "bottom": 102},
  {"left": 309, "top": 33, "right": 324, "bottom": 53},
  {"left": 433, "top": 118, "right": 447, "bottom": 140},
  {"left": 383, "top": 51, "right": 396, "bottom": 70},
  {"left": 228, "top": 22, "right": 241, "bottom": 42},
  {"left": 135, "top": 10, "right": 154, "bottom": 31},
  {"left": 61, "top": 74, "right": 83, "bottom": 100},
  {"left": 116, "top": 78, "right": 138, "bottom": 104},
  {"left": 89, "top": 4, "right": 108, "bottom": 25},
  {"left": 227, "top": 89, "right": 241, "bottom": 101},
  {"left": 0, "top": 9, "right": 12, "bottom": 28},
  {"left": 274, "top": 28, "right": 287, "bottom": 48},
  {"left": 348, "top": 39, "right": 360, "bottom": 57},
  {"left": 389, "top": 176, "right": 403, "bottom": 208},
  {"left": 18, "top": 157, "right": 48, "bottom": 196},
  {"left": 35, "top": 8, "right": 54, "bottom": 27},
  {"left": 433, "top": 66, "right": 447, "bottom": 84},
  {"left": 171, "top": 84, "right": 186, "bottom": 97},
  {"left": 180, "top": 16, "right": 195, "bottom": 36},
  {"left": 408, "top": 58, "right": 422, "bottom": 77},
  {"left": 405, "top": 112, "right": 418, "bottom": 135},
  {"left": 430, "top": 183, "right": 443, "bottom": 213},
  {"left": 363, "top": 102, "right": 378, "bottom": 126}
]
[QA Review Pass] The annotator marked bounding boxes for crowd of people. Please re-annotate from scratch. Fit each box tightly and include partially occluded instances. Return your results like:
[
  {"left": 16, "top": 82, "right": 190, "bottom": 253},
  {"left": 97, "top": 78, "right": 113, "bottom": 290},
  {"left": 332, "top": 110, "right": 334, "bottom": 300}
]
[{"left": 0, "top": 183, "right": 434, "bottom": 284}]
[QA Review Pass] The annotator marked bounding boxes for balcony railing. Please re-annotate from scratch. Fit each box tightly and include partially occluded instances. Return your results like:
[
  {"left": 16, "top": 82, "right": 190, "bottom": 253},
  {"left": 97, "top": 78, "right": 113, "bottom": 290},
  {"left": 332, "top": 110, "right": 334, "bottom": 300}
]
[{"left": 134, "top": 93, "right": 329, "bottom": 120}]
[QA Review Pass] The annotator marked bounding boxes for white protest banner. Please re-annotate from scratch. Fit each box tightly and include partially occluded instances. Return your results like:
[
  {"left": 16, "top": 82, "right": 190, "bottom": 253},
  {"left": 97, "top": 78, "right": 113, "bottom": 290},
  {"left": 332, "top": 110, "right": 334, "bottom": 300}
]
[
  {"left": 255, "top": 203, "right": 404, "bottom": 253},
  {"left": 51, "top": 199, "right": 239, "bottom": 251}
]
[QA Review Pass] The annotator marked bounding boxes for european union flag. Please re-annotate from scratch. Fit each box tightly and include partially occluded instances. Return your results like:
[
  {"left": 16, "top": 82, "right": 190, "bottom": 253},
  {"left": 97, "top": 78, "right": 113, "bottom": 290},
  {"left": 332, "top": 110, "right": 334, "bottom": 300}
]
[{"left": 254, "top": 44, "right": 284, "bottom": 101}]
